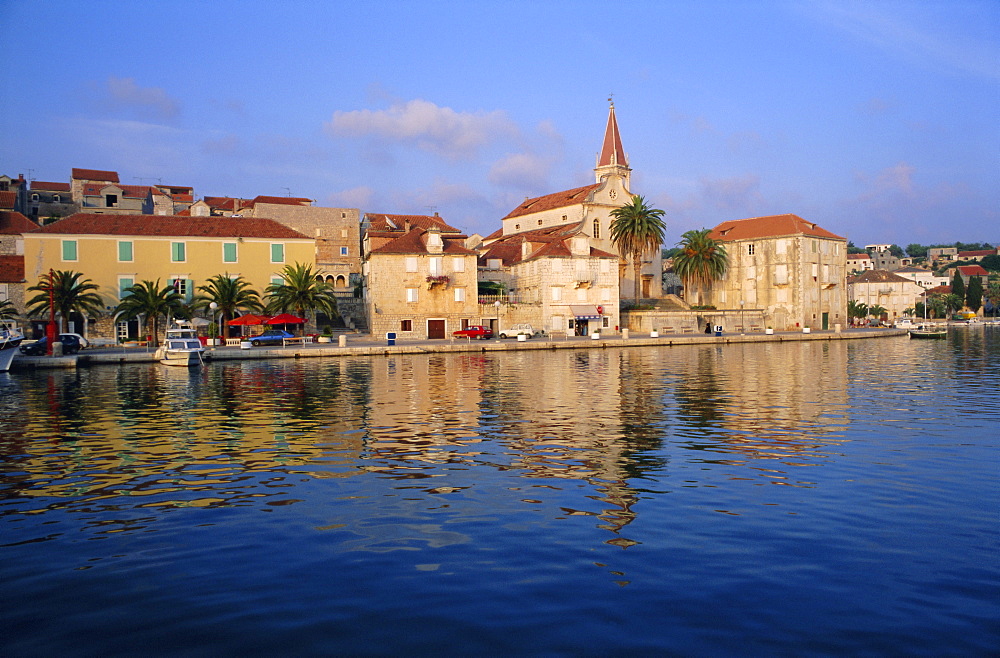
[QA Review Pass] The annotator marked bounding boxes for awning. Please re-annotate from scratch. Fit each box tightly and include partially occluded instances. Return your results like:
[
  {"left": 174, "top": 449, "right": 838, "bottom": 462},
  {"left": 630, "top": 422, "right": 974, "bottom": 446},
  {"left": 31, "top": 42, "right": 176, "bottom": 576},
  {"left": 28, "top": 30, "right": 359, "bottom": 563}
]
[
  {"left": 228, "top": 314, "right": 268, "bottom": 326},
  {"left": 570, "top": 305, "right": 602, "bottom": 319},
  {"left": 266, "top": 313, "right": 306, "bottom": 325}
]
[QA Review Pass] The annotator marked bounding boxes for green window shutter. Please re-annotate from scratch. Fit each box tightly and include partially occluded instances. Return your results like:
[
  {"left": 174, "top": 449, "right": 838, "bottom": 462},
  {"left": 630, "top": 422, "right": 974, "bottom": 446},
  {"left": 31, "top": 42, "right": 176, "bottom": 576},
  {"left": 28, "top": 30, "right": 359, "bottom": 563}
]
[
  {"left": 271, "top": 243, "right": 284, "bottom": 263},
  {"left": 62, "top": 240, "right": 77, "bottom": 261},
  {"left": 186, "top": 279, "right": 194, "bottom": 301},
  {"left": 223, "top": 242, "right": 237, "bottom": 262},
  {"left": 118, "top": 241, "right": 133, "bottom": 261},
  {"left": 119, "top": 278, "right": 133, "bottom": 298},
  {"left": 172, "top": 242, "right": 185, "bottom": 262}
]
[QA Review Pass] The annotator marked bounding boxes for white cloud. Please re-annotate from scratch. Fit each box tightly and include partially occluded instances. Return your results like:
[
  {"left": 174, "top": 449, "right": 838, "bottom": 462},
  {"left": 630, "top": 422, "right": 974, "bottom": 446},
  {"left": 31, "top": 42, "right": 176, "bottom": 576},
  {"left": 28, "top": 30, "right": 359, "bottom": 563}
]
[
  {"left": 488, "top": 152, "right": 553, "bottom": 190},
  {"left": 102, "top": 76, "right": 180, "bottom": 120},
  {"left": 325, "top": 99, "right": 518, "bottom": 159},
  {"left": 327, "top": 186, "right": 375, "bottom": 209}
]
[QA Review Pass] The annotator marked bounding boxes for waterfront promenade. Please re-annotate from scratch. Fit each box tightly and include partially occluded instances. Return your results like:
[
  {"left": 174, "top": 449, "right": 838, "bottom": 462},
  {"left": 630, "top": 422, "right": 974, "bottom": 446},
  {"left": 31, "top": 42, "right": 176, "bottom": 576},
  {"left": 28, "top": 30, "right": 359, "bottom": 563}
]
[{"left": 11, "top": 327, "right": 907, "bottom": 370}]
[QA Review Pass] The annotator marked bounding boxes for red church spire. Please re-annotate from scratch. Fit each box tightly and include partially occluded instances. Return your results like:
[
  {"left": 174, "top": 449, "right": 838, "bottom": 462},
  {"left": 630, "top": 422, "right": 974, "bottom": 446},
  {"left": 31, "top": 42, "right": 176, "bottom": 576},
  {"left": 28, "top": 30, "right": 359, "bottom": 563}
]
[{"left": 598, "top": 99, "right": 627, "bottom": 168}]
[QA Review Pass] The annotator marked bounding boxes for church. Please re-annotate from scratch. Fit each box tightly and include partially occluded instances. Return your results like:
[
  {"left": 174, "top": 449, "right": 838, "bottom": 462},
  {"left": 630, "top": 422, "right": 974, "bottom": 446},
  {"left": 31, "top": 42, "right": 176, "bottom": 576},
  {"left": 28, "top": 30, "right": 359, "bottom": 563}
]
[{"left": 483, "top": 102, "right": 664, "bottom": 302}]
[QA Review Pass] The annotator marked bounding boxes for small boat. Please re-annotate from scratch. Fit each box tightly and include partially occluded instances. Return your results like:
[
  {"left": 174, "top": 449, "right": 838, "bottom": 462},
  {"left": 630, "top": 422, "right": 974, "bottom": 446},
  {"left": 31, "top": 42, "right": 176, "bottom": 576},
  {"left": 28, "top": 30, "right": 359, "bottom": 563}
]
[
  {"left": 155, "top": 324, "right": 206, "bottom": 367},
  {"left": 0, "top": 322, "right": 25, "bottom": 372},
  {"left": 909, "top": 325, "right": 947, "bottom": 339}
]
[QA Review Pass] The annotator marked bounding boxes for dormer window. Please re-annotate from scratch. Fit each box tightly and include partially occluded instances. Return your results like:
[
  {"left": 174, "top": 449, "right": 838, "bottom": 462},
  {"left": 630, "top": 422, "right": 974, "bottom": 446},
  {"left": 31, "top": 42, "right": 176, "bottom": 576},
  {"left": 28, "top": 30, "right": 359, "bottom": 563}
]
[
  {"left": 53, "top": 194, "right": 60, "bottom": 203},
  {"left": 31, "top": 193, "right": 39, "bottom": 201}
]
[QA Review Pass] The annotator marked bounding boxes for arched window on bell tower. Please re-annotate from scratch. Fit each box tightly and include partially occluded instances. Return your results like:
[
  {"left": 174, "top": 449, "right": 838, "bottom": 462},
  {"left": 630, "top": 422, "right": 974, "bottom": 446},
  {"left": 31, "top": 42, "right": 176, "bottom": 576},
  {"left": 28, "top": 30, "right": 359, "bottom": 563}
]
[{"left": 593, "top": 218, "right": 601, "bottom": 239}]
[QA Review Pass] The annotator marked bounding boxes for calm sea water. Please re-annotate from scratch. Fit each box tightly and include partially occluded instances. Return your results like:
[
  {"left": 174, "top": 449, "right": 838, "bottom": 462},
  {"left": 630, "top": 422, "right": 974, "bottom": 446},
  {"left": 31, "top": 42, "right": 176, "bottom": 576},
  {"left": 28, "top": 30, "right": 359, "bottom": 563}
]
[{"left": 1, "top": 330, "right": 998, "bottom": 656}]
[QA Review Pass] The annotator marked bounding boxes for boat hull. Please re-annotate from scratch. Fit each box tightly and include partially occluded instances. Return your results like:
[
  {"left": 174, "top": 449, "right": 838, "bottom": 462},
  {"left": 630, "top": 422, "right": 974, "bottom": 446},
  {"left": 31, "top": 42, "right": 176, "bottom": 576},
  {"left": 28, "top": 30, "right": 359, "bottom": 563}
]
[
  {"left": 0, "top": 344, "right": 20, "bottom": 372},
  {"left": 159, "top": 350, "right": 203, "bottom": 367},
  {"left": 909, "top": 329, "right": 947, "bottom": 339}
]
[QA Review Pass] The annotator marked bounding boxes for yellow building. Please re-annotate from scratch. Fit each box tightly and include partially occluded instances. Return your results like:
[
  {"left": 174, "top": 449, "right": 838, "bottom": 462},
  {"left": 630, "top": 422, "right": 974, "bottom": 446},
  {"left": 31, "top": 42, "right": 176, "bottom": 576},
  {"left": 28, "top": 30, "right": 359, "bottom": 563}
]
[{"left": 23, "top": 213, "right": 314, "bottom": 339}]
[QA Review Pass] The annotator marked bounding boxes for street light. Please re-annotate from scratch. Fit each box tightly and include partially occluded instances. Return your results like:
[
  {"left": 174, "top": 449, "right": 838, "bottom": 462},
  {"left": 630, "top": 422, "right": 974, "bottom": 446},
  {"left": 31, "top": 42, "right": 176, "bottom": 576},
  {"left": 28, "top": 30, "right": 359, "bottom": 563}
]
[
  {"left": 494, "top": 300, "right": 501, "bottom": 338},
  {"left": 209, "top": 301, "right": 219, "bottom": 345},
  {"left": 740, "top": 299, "right": 745, "bottom": 335}
]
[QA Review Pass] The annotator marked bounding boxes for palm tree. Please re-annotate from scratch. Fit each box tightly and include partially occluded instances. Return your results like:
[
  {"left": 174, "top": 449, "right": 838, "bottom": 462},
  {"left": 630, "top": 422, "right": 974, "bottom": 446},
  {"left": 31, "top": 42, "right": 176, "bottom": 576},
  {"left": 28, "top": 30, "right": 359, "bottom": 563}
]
[
  {"left": 941, "top": 293, "right": 964, "bottom": 316},
  {"left": 609, "top": 195, "right": 667, "bottom": 303},
  {"left": 848, "top": 299, "right": 869, "bottom": 324},
  {"left": 986, "top": 281, "right": 1000, "bottom": 317},
  {"left": 265, "top": 262, "right": 338, "bottom": 328},
  {"left": 672, "top": 228, "right": 729, "bottom": 306},
  {"left": 25, "top": 270, "right": 105, "bottom": 333},
  {"left": 194, "top": 274, "right": 264, "bottom": 338},
  {"left": 114, "top": 279, "right": 187, "bottom": 346},
  {"left": 926, "top": 294, "right": 947, "bottom": 319},
  {"left": 868, "top": 304, "right": 888, "bottom": 324},
  {"left": 0, "top": 299, "right": 17, "bottom": 322}
]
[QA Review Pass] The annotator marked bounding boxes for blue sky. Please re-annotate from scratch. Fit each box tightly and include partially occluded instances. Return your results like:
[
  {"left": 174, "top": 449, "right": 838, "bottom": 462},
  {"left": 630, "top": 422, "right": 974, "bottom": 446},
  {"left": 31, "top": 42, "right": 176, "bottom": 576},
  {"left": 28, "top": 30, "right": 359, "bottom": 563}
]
[{"left": 1, "top": 0, "right": 997, "bottom": 248}]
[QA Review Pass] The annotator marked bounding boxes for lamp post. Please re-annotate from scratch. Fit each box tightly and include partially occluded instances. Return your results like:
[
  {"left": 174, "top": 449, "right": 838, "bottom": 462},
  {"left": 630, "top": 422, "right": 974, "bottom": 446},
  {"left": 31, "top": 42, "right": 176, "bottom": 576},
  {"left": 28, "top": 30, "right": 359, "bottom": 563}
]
[
  {"left": 46, "top": 269, "right": 57, "bottom": 356},
  {"left": 209, "top": 301, "right": 219, "bottom": 345},
  {"left": 740, "top": 299, "right": 745, "bottom": 336},
  {"left": 494, "top": 300, "right": 501, "bottom": 339}
]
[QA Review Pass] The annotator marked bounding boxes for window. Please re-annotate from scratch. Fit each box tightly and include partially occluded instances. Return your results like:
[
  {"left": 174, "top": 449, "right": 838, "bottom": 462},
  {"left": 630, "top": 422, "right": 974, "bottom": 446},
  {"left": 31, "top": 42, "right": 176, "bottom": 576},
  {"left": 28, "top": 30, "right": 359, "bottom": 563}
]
[
  {"left": 515, "top": 224, "right": 520, "bottom": 230},
  {"left": 105, "top": 194, "right": 118, "bottom": 207},
  {"left": 271, "top": 243, "right": 284, "bottom": 263},
  {"left": 62, "top": 240, "right": 77, "bottom": 261},
  {"left": 429, "top": 257, "right": 442, "bottom": 276},
  {"left": 0, "top": 283, "right": 8, "bottom": 302},
  {"left": 400, "top": 319, "right": 412, "bottom": 332},
  {"left": 748, "top": 244, "right": 755, "bottom": 255},
  {"left": 551, "top": 287, "right": 562, "bottom": 301},
  {"left": 538, "top": 219, "right": 543, "bottom": 225},
  {"left": 172, "top": 278, "right": 190, "bottom": 298},
  {"left": 271, "top": 277, "right": 283, "bottom": 287},
  {"left": 31, "top": 193, "right": 39, "bottom": 201},
  {"left": 451, "top": 257, "right": 465, "bottom": 272},
  {"left": 406, "top": 288, "right": 418, "bottom": 303},
  {"left": 118, "top": 277, "right": 134, "bottom": 299},
  {"left": 454, "top": 287, "right": 465, "bottom": 302},
  {"left": 406, "top": 257, "right": 418, "bottom": 272},
  {"left": 593, "top": 219, "right": 600, "bottom": 239},
  {"left": 118, "top": 241, "right": 133, "bottom": 262},
  {"left": 340, "top": 246, "right": 349, "bottom": 256},
  {"left": 171, "top": 242, "right": 186, "bottom": 262},
  {"left": 53, "top": 194, "right": 61, "bottom": 203},
  {"left": 223, "top": 242, "right": 238, "bottom": 263}
]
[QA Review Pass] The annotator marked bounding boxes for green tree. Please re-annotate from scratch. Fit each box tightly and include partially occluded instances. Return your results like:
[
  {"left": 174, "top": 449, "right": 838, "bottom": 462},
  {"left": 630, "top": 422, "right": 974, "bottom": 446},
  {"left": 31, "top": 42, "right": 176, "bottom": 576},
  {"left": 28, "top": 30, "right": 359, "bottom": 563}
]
[
  {"left": 194, "top": 274, "right": 264, "bottom": 336},
  {"left": 950, "top": 271, "right": 966, "bottom": 301},
  {"left": 114, "top": 279, "right": 188, "bottom": 346},
  {"left": 848, "top": 299, "right": 868, "bottom": 323},
  {"left": 985, "top": 281, "right": 1000, "bottom": 317},
  {"left": 264, "top": 262, "right": 339, "bottom": 326},
  {"left": 868, "top": 304, "right": 888, "bottom": 322},
  {"left": 979, "top": 254, "right": 1000, "bottom": 271},
  {"left": 25, "top": 270, "right": 105, "bottom": 332},
  {"left": 926, "top": 295, "right": 946, "bottom": 319},
  {"left": 941, "top": 293, "right": 964, "bottom": 315},
  {"left": 966, "top": 276, "right": 983, "bottom": 313},
  {"left": 0, "top": 299, "right": 17, "bottom": 322},
  {"left": 846, "top": 241, "right": 866, "bottom": 254},
  {"left": 609, "top": 195, "right": 667, "bottom": 303},
  {"left": 888, "top": 244, "right": 904, "bottom": 258},
  {"left": 672, "top": 228, "right": 729, "bottom": 306},
  {"left": 905, "top": 243, "right": 928, "bottom": 259}
]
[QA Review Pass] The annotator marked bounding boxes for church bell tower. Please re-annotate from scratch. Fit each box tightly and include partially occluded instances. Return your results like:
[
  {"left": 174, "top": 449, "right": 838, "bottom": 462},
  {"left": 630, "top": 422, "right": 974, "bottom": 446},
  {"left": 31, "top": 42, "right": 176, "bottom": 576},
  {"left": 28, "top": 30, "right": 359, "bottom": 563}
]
[{"left": 594, "top": 100, "right": 631, "bottom": 189}]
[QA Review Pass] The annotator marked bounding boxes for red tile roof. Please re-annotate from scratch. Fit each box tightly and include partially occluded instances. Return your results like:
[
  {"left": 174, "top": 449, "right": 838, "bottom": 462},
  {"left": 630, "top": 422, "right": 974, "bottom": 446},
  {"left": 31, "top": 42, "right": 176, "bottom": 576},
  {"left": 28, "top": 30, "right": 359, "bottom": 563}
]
[
  {"left": 30, "top": 213, "right": 310, "bottom": 239},
  {"left": 847, "top": 253, "right": 871, "bottom": 259},
  {"left": 709, "top": 214, "right": 845, "bottom": 241},
  {"left": 957, "top": 249, "right": 997, "bottom": 259},
  {"left": 478, "top": 221, "right": 617, "bottom": 265},
  {"left": 503, "top": 184, "right": 600, "bottom": 220},
  {"left": 924, "top": 285, "right": 952, "bottom": 296},
  {"left": 81, "top": 183, "right": 152, "bottom": 199},
  {"left": 0, "top": 255, "right": 25, "bottom": 283},
  {"left": 0, "top": 211, "right": 39, "bottom": 234},
  {"left": 369, "top": 227, "right": 474, "bottom": 256},
  {"left": 31, "top": 181, "right": 71, "bottom": 192},
  {"left": 847, "top": 270, "right": 913, "bottom": 284},
  {"left": 364, "top": 213, "right": 461, "bottom": 233},
  {"left": 0, "top": 191, "right": 15, "bottom": 210},
  {"left": 252, "top": 195, "right": 313, "bottom": 206},
  {"left": 957, "top": 265, "right": 988, "bottom": 277},
  {"left": 72, "top": 168, "right": 119, "bottom": 183}
]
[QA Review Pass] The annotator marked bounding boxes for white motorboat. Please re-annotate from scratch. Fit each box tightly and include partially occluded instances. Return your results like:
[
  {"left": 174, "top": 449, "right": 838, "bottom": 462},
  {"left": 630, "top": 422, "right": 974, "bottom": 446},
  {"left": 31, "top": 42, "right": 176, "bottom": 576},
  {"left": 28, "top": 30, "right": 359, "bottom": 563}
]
[
  {"left": 155, "top": 324, "right": 206, "bottom": 367},
  {"left": 0, "top": 322, "right": 25, "bottom": 372}
]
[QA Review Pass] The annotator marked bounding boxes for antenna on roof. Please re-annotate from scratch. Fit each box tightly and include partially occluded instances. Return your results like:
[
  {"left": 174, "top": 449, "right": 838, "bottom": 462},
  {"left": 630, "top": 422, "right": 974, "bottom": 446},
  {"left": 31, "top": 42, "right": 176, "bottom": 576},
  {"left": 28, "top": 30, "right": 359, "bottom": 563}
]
[
  {"left": 425, "top": 206, "right": 437, "bottom": 214},
  {"left": 282, "top": 187, "right": 292, "bottom": 197}
]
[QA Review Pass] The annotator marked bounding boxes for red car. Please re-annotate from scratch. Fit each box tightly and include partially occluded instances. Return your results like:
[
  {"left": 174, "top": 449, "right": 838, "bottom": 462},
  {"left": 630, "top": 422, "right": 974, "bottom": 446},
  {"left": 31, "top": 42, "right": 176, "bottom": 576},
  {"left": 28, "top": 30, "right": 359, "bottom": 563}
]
[{"left": 453, "top": 325, "right": 494, "bottom": 340}]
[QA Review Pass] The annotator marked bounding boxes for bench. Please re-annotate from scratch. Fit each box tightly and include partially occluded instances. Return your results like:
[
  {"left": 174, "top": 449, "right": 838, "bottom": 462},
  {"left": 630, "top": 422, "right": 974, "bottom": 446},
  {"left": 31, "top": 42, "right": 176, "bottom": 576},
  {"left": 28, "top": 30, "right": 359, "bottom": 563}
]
[{"left": 282, "top": 336, "right": 311, "bottom": 346}]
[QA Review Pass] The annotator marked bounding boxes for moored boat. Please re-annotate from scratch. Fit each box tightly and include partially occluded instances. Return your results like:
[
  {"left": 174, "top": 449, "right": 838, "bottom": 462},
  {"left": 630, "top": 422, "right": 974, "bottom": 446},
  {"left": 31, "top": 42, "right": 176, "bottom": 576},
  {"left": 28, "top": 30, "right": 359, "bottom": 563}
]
[
  {"left": 909, "top": 325, "right": 947, "bottom": 339},
  {"left": 155, "top": 324, "right": 206, "bottom": 367},
  {"left": 0, "top": 322, "right": 25, "bottom": 372}
]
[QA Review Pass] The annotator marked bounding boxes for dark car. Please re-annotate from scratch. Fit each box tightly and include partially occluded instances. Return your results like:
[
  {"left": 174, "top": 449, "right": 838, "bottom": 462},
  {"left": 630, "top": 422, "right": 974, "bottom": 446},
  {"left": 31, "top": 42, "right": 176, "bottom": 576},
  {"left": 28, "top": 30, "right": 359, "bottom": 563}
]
[
  {"left": 247, "top": 329, "right": 295, "bottom": 346},
  {"left": 19, "top": 334, "right": 82, "bottom": 356},
  {"left": 452, "top": 325, "right": 494, "bottom": 340}
]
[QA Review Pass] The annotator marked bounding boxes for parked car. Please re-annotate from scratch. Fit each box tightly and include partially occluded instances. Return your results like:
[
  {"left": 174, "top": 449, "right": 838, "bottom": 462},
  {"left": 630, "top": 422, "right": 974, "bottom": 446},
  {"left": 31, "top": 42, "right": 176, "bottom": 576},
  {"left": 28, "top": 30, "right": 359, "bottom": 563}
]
[
  {"left": 452, "top": 325, "right": 494, "bottom": 340},
  {"left": 19, "top": 334, "right": 82, "bottom": 356},
  {"left": 247, "top": 329, "right": 295, "bottom": 346},
  {"left": 497, "top": 323, "right": 544, "bottom": 339},
  {"left": 60, "top": 332, "right": 90, "bottom": 349}
]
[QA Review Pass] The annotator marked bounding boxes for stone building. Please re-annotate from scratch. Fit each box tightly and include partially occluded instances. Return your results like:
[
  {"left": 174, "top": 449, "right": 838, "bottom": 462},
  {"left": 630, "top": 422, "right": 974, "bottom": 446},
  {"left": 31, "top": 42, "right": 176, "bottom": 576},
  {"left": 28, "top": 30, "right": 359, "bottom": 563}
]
[
  {"left": 362, "top": 213, "right": 480, "bottom": 340},
  {"left": 495, "top": 102, "right": 662, "bottom": 301},
  {"left": 847, "top": 269, "right": 925, "bottom": 323},
  {"left": 0, "top": 211, "right": 35, "bottom": 314},
  {"left": 893, "top": 266, "right": 948, "bottom": 291},
  {"left": 27, "top": 181, "right": 77, "bottom": 222},
  {"left": 478, "top": 223, "right": 620, "bottom": 335},
  {"left": 707, "top": 214, "right": 848, "bottom": 331},
  {"left": 245, "top": 196, "right": 361, "bottom": 291}
]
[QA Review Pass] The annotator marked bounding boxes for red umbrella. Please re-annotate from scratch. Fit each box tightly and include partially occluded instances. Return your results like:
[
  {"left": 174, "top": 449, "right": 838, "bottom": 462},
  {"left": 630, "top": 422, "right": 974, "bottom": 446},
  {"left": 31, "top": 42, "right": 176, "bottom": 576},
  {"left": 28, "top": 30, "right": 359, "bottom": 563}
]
[
  {"left": 228, "top": 314, "right": 268, "bottom": 326},
  {"left": 265, "top": 313, "right": 306, "bottom": 325}
]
